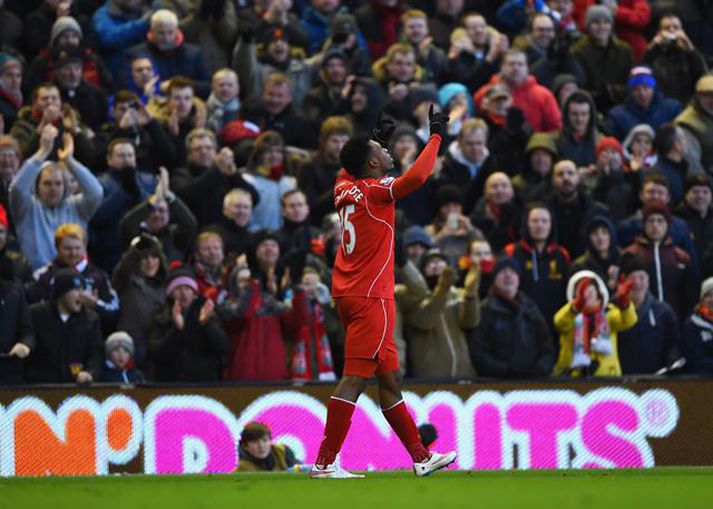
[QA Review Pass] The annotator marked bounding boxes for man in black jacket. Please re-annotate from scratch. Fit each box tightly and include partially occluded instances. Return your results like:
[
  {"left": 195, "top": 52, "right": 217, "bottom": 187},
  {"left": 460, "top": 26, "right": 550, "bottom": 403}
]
[
  {"left": 468, "top": 256, "right": 555, "bottom": 379},
  {"left": 25, "top": 268, "right": 103, "bottom": 384},
  {"left": 205, "top": 187, "right": 253, "bottom": 261},
  {"left": 0, "top": 272, "right": 34, "bottom": 385}
]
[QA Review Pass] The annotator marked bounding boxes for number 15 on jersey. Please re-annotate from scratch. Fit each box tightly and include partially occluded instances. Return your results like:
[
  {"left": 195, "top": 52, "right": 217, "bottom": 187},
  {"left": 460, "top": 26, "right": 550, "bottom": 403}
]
[{"left": 339, "top": 204, "right": 356, "bottom": 254}]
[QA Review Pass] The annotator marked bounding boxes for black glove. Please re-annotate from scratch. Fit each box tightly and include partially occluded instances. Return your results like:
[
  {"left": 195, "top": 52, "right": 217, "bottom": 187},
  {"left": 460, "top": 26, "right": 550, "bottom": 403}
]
[
  {"left": 428, "top": 104, "right": 449, "bottom": 138},
  {"left": 371, "top": 110, "right": 396, "bottom": 148}
]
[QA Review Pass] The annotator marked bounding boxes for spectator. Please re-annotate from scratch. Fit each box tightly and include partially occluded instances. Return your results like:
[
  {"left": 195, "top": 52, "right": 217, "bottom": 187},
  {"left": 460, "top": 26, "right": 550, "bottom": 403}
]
[
  {"left": 504, "top": 202, "right": 570, "bottom": 333},
  {"left": 89, "top": 139, "right": 154, "bottom": 272},
  {"left": 0, "top": 203, "right": 32, "bottom": 284},
  {"left": 355, "top": 0, "right": 404, "bottom": 61},
  {"left": 604, "top": 66, "right": 682, "bottom": 141},
  {"left": 298, "top": 116, "right": 351, "bottom": 226},
  {"left": 512, "top": 12, "right": 558, "bottom": 65},
  {"left": 400, "top": 9, "right": 449, "bottom": 85},
  {"left": 439, "top": 118, "right": 494, "bottom": 212},
  {"left": 569, "top": 215, "right": 620, "bottom": 290},
  {"left": 403, "top": 225, "right": 433, "bottom": 268},
  {"left": 553, "top": 269, "right": 637, "bottom": 376},
  {"left": 340, "top": 76, "right": 386, "bottom": 135},
  {"left": 119, "top": 168, "right": 197, "bottom": 262},
  {"left": 25, "top": 16, "right": 114, "bottom": 96},
  {"left": 276, "top": 189, "right": 320, "bottom": 257},
  {"left": 301, "top": 0, "right": 354, "bottom": 55},
  {"left": 148, "top": 264, "right": 228, "bottom": 382},
  {"left": 206, "top": 69, "right": 241, "bottom": 134},
  {"left": 622, "top": 123, "right": 657, "bottom": 172},
  {"left": 100, "top": 331, "right": 145, "bottom": 383},
  {"left": 9, "top": 126, "right": 102, "bottom": 270},
  {"left": 474, "top": 49, "right": 562, "bottom": 133},
  {"left": 513, "top": 132, "right": 558, "bottom": 202},
  {"left": 552, "top": 72, "right": 581, "bottom": 107},
  {"left": 425, "top": 185, "right": 482, "bottom": 268},
  {"left": 232, "top": 26, "right": 315, "bottom": 109},
  {"left": 0, "top": 53, "right": 23, "bottom": 133},
  {"left": 289, "top": 267, "right": 338, "bottom": 381},
  {"left": 545, "top": 159, "right": 608, "bottom": 258},
  {"left": 530, "top": 14, "right": 587, "bottom": 89},
  {"left": 124, "top": 10, "right": 211, "bottom": 98},
  {"left": 675, "top": 175, "right": 713, "bottom": 268},
  {"left": 588, "top": 136, "right": 637, "bottom": 223},
  {"left": 0, "top": 0, "right": 22, "bottom": 50},
  {"left": 617, "top": 254, "right": 682, "bottom": 375},
  {"left": 122, "top": 54, "right": 160, "bottom": 103},
  {"left": 235, "top": 0, "right": 309, "bottom": 55},
  {"left": 25, "top": 268, "right": 104, "bottom": 384},
  {"left": 30, "top": 222, "right": 120, "bottom": 332},
  {"left": 496, "top": 0, "right": 559, "bottom": 36},
  {"left": 468, "top": 256, "right": 555, "bottom": 379},
  {"left": 642, "top": 13, "right": 707, "bottom": 105},
  {"left": 460, "top": 238, "right": 495, "bottom": 299},
  {"left": 573, "top": 0, "right": 650, "bottom": 63},
  {"left": 149, "top": 77, "right": 207, "bottom": 166},
  {"left": 237, "top": 422, "right": 298, "bottom": 472},
  {"left": 623, "top": 201, "right": 698, "bottom": 322},
  {"left": 571, "top": 5, "right": 633, "bottom": 113},
  {"left": 302, "top": 49, "right": 350, "bottom": 123},
  {"left": 403, "top": 249, "right": 479, "bottom": 378},
  {"left": 428, "top": 0, "right": 465, "bottom": 50},
  {"left": 372, "top": 44, "right": 429, "bottom": 116},
  {"left": 112, "top": 233, "right": 166, "bottom": 375},
  {"left": 676, "top": 75, "right": 713, "bottom": 174},
  {"left": 556, "top": 90, "right": 600, "bottom": 169},
  {"left": 682, "top": 277, "right": 713, "bottom": 375},
  {"left": 0, "top": 135, "right": 21, "bottom": 232},
  {"left": 240, "top": 73, "right": 315, "bottom": 149},
  {"left": 10, "top": 82, "right": 94, "bottom": 163},
  {"left": 654, "top": 122, "right": 703, "bottom": 204},
  {"left": 471, "top": 172, "right": 521, "bottom": 253},
  {"left": 205, "top": 188, "right": 254, "bottom": 261},
  {"left": 0, "top": 253, "right": 34, "bottom": 385},
  {"left": 92, "top": 0, "right": 151, "bottom": 80},
  {"left": 241, "top": 131, "right": 298, "bottom": 230},
  {"left": 218, "top": 230, "right": 308, "bottom": 381},
  {"left": 437, "top": 82, "right": 475, "bottom": 140},
  {"left": 23, "top": 0, "right": 69, "bottom": 59},
  {"left": 192, "top": 230, "right": 228, "bottom": 303}
]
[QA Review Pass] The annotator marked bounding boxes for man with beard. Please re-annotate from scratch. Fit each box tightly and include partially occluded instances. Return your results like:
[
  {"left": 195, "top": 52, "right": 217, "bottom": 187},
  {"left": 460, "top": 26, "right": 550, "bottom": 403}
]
[
  {"left": 25, "top": 268, "right": 104, "bottom": 384},
  {"left": 545, "top": 159, "right": 608, "bottom": 258},
  {"left": 192, "top": 230, "right": 228, "bottom": 303}
]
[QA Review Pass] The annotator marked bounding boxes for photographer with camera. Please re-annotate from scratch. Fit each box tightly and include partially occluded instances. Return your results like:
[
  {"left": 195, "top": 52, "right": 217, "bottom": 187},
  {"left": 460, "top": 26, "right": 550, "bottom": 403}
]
[{"left": 642, "top": 13, "right": 708, "bottom": 105}]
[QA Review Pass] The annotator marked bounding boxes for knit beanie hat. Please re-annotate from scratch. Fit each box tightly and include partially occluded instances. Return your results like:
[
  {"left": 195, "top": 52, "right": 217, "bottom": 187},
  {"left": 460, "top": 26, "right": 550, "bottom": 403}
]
[
  {"left": 628, "top": 66, "right": 656, "bottom": 90},
  {"left": 595, "top": 136, "right": 624, "bottom": 159},
  {"left": 701, "top": 277, "right": 713, "bottom": 300},
  {"left": 491, "top": 256, "right": 521, "bottom": 279},
  {"left": 585, "top": 5, "right": 613, "bottom": 27},
  {"left": 642, "top": 200, "right": 672, "bottom": 223},
  {"left": 51, "top": 268, "right": 86, "bottom": 300},
  {"left": 409, "top": 85, "right": 439, "bottom": 111},
  {"left": 403, "top": 225, "right": 433, "bottom": 248},
  {"left": 0, "top": 52, "right": 20, "bottom": 73},
  {"left": 165, "top": 264, "right": 199, "bottom": 297},
  {"left": 105, "top": 331, "right": 135, "bottom": 356},
  {"left": 50, "top": 16, "right": 83, "bottom": 47}
]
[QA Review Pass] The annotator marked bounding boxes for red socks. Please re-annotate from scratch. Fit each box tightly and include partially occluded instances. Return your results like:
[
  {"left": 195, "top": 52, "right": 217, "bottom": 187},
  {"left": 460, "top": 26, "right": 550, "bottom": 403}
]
[
  {"left": 315, "top": 397, "right": 356, "bottom": 467},
  {"left": 382, "top": 400, "right": 430, "bottom": 463}
]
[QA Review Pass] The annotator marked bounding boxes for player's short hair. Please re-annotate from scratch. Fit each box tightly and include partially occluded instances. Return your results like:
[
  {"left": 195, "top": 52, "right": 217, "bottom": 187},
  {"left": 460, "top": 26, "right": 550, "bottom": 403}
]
[{"left": 339, "top": 134, "right": 373, "bottom": 178}]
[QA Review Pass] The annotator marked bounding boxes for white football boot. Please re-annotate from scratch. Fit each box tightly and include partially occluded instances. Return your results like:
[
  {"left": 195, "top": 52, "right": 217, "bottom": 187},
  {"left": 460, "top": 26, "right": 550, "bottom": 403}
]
[{"left": 413, "top": 451, "right": 457, "bottom": 477}]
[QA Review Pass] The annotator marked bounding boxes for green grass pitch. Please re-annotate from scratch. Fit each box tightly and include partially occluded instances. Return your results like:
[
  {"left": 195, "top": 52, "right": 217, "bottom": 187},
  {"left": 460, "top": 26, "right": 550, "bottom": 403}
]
[{"left": 2, "top": 468, "right": 713, "bottom": 509}]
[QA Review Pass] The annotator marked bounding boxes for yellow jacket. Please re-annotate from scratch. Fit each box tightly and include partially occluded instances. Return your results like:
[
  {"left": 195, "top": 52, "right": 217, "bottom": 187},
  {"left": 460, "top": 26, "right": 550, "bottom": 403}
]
[{"left": 553, "top": 302, "right": 637, "bottom": 376}]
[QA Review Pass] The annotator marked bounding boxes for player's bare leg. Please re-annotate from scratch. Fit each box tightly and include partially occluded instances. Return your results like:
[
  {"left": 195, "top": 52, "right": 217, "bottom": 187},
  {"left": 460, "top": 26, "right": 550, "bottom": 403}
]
[
  {"left": 377, "top": 370, "right": 457, "bottom": 477},
  {"left": 311, "top": 376, "right": 368, "bottom": 478}
]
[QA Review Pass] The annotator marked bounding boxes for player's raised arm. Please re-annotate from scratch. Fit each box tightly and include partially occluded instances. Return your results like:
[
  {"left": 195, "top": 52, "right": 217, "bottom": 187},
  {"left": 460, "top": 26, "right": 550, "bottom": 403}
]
[{"left": 391, "top": 105, "right": 449, "bottom": 200}]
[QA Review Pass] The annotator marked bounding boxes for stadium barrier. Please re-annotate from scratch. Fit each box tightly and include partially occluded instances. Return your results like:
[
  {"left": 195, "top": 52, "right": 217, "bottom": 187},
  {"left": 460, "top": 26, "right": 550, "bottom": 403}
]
[{"left": 0, "top": 378, "right": 710, "bottom": 476}]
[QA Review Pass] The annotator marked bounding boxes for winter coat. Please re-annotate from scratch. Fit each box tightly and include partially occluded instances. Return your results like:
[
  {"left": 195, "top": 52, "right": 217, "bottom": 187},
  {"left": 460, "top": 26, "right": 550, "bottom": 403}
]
[
  {"left": 119, "top": 197, "right": 197, "bottom": 262},
  {"left": 92, "top": 1, "right": 150, "bottom": 79},
  {"left": 545, "top": 191, "right": 609, "bottom": 259},
  {"left": 556, "top": 90, "right": 601, "bottom": 168},
  {"left": 237, "top": 443, "right": 296, "bottom": 472},
  {"left": 0, "top": 8, "right": 22, "bottom": 50},
  {"left": 171, "top": 162, "right": 259, "bottom": 227},
  {"left": 468, "top": 292, "right": 555, "bottom": 378},
  {"left": 0, "top": 280, "right": 34, "bottom": 384},
  {"left": 0, "top": 87, "right": 21, "bottom": 134},
  {"left": 205, "top": 217, "right": 252, "bottom": 260},
  {"left": 568, "top": 215, "right": 620, "bottom": 285},
  {"left": 297, "top": 153, "right": 341, "bottom": 227},
  {"left": 571, "top": 35, "right": 633, "bottom": 113},
  {"left": 25, "top": 301, "right": 104, "bottom": 383},
  {"left": 403, "top": 268, "right": 479, "bottom": 379},
  {"left": 682, "top": 309, "right": 713, "bottom": 375},
  {"left": 58, "top": 81, "right": 109, "bottom": 131},
  {"left": 30, "top": 258, "right": 120, "bottom": 333},
  {"left": 618, "top": 293, "right": 681, "bottom": 375},
  {"left": 605, "top": 91, "right": 682, "bottom": 141},
  {"left": 24, "top": 46, "right": 115, "bottom": 96},
  {"left": 504, "top": 237, "right": 571, "bottom": 332},
  {"left": 219, "top": 280, "right": 308, "bottom": 381},
  {"left": 589, "top": 168, "right": 638, "bottom": 224},
  {"left": 642, "top": 43, "right": 707, "bottom": 105},
  {"left": 618, "top": 211, "right": 698, "bottom": 268},
  {"left": 9, "top": 155, "right": 103, "bottom": 270},
  {"left": 240, "top": 99, "right": 316, "bottom": 149},
  {"left": 302, "top": 4, "right": 367, "bottom": 56},
  {"left": 470, "top": 197, "right": 520, "bottom": 254},
  {"left": 95, "top": 118, "right": 177, "bottom": 172},
  {"left": 439, "top": 141, "right": 495, "bottom": 215},
  {"left": 624, "top": 236, "right": 699, "bottom": 322},
  {"left": 675, "top": 203, "right": 713, "bottom": 268},
  {"left": 656, "top": 156, "right": 701, "bottom": 204},
  {"left": 474, "top": 74, "right": 562, "bottom": 133},
  {"left": 676, "top": 99, "right": 713, "bottom": 173},
  {"left": 149, "top": 295, "right": 229, "bottom": 382},
  {"left": 100, "top": 361, "right": 145, "bottom": 383}
]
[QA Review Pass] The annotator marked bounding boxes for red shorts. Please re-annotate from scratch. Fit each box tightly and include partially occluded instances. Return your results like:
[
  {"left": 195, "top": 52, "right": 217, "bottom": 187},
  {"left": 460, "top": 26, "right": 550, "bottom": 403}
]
[{"left": 335, "top": 296, "right": 399, "bottom": 378}]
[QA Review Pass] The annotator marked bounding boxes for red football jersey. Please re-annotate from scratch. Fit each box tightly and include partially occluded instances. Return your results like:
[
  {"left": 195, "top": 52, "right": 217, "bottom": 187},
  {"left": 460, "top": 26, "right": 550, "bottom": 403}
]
[{"left": 331, "top": 172, "right": 397, "bottom": 299}]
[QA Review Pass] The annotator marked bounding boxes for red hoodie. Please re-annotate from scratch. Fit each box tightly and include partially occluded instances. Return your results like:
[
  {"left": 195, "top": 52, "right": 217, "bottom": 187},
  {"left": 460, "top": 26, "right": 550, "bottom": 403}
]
[{"left": 474, "top": 75, "right": 562, "bottom": 133}]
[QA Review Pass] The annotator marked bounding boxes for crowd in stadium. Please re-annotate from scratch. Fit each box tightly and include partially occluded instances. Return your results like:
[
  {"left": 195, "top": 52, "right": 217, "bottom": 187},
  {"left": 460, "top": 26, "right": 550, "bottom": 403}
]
[{"left": 1, "top": 0, "right": 713, "bottom": 385}]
